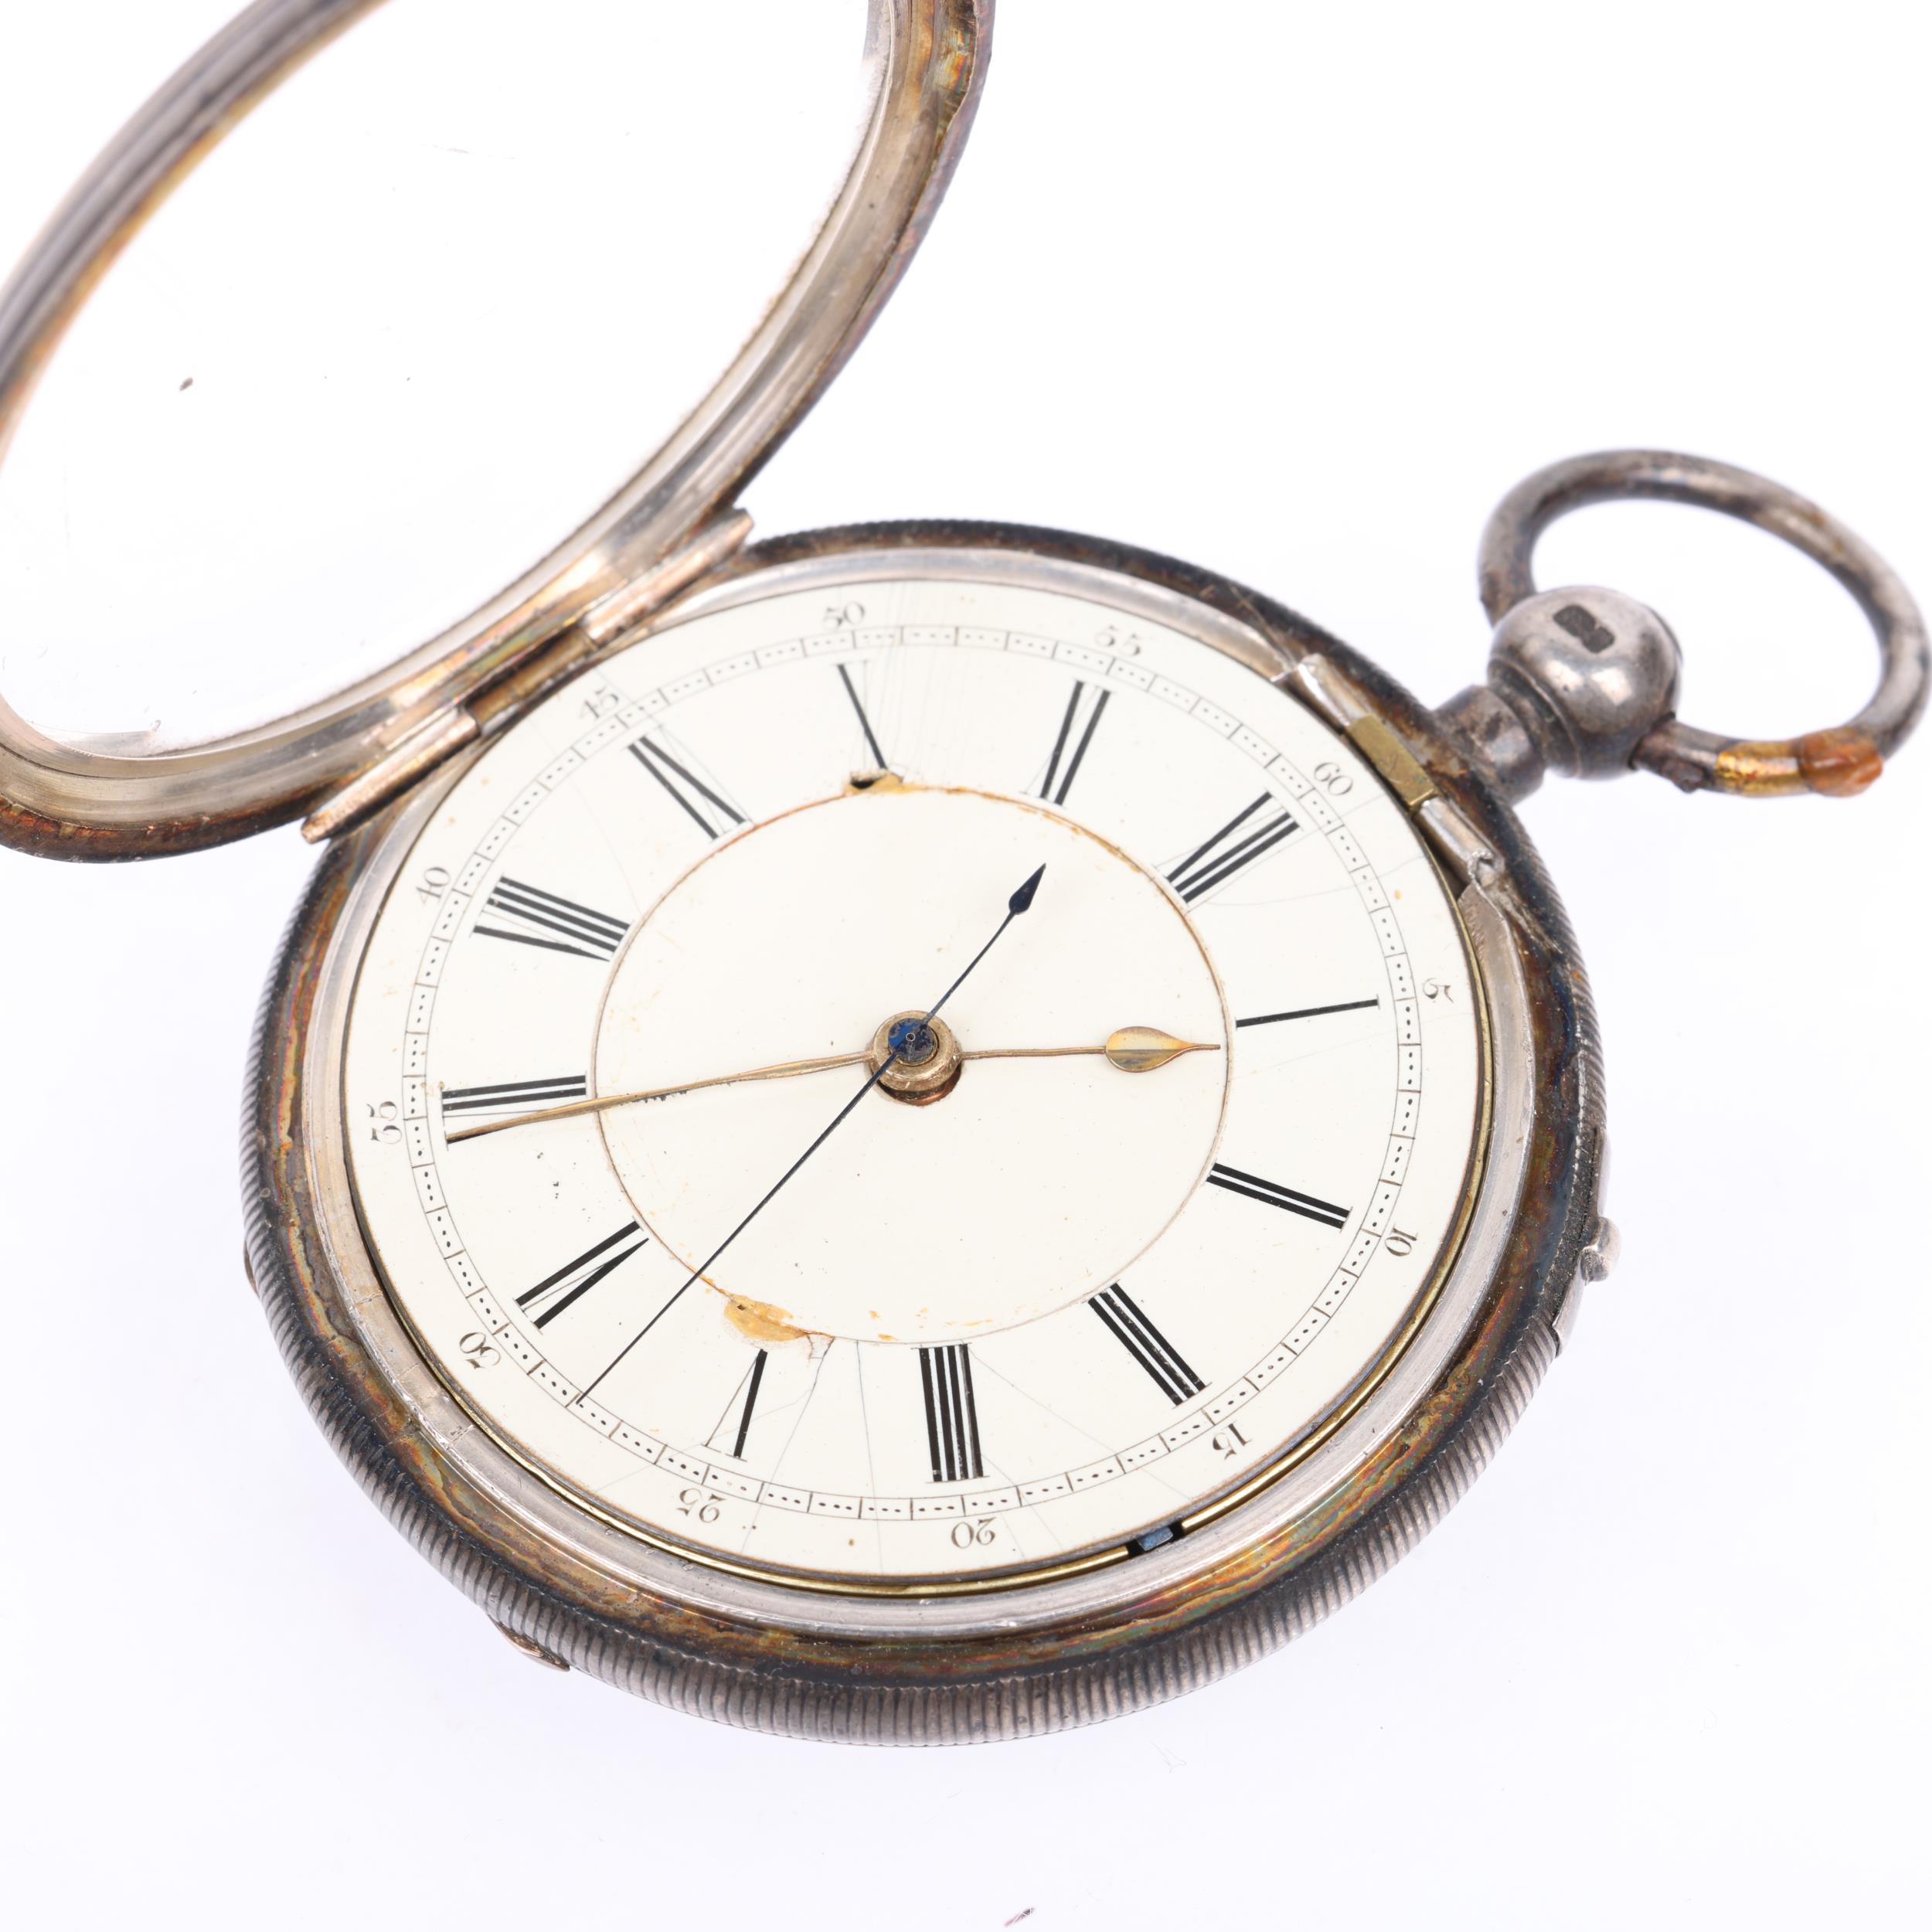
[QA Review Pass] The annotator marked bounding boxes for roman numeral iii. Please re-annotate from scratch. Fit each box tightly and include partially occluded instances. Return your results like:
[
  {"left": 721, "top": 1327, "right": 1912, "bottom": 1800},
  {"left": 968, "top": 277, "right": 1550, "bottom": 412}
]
[
  {"left": 516, "top": 1223, "right": 650, "bottom": 1329},
  {"left": 629, "top": 734, "right": 745, "bottom": 839},
  {"left": 1206, "top": 1162, "right": 1350, "bottom": 1230},
  {"left": 1166, "top": 794, "right": 1298, "bottom": 902},
  {"left": 474, "top": 879, "right": 629, "bottom": 961},
  {"left": 1090, "top": 1284, "right": 1205, "bottom": 1405},
  {"left": 919, "top": 1343, "right": 983, "bottom": 1483}
]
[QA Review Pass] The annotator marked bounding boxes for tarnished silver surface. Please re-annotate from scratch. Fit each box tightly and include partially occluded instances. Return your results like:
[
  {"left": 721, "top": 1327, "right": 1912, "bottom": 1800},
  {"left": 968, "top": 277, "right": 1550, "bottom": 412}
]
[
  {"left": 0, "top": 0, "right": 989, "bottom": 858},
  {"left": 242, "top": 525, "right": 1608, "bottom": 1740},
  {"left": 1460, "top": 448, "right": 1928, "bottom": 801},
  {"left": 1480, "top": 587, "right": 1682, "bottom": 787}
]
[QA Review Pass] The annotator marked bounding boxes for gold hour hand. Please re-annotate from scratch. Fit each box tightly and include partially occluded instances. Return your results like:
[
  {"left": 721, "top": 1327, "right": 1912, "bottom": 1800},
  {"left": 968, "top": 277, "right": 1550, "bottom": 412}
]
[
  {"left": 444, "top": 1024, "right": 1217, "bottom": 1145},
  {"left": 962, "top": 1026, "right": 1217, "bottom": 1073}
]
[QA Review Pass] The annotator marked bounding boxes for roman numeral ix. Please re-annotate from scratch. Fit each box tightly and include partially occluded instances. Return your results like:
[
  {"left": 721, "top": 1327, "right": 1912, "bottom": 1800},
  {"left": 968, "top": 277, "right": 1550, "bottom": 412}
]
[
  {"left": 516, "top": 1222, "right": 650, "bottom": 1329},
  {"left": 474, "top": 879, "right": 629, "bottom": 961},
  {"left": 1166, "top": 794, "right": 1298, "bottom": 903},
  {"left": 1206, "top": 1162, "right": 1350, "bottom": 1230},
  {"left": 1090, "top": 1284, "right": 1205, "bottom": 1406},
  {"left": 629, "top": 734, "right": 744, "bottom": 840},
  {"left": 440, "top": 1073, "right": 587, "bottom": 1119},
  {"left": 919, "top": 1343, "right": 983, "bottom": 1483},
  {"left": 1038, "top": 680, "right": 1111, "bottom": 806}
]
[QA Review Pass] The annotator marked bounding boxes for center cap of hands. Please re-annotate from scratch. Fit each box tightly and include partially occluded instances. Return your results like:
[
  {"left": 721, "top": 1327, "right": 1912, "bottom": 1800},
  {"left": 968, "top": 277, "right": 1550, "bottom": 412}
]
[
  {"left": 871, "top": 1010, "right": 962, "bottom": 1105},
  {"left": 594, "top": 786, "right": 1230, "bottom": 1345}
]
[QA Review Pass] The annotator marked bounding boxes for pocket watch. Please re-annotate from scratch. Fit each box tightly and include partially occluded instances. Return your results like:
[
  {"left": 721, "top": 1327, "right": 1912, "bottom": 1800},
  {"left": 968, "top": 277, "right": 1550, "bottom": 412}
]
[{"left": 2, "top": 0, "right": 1923, "bottom": 1743}]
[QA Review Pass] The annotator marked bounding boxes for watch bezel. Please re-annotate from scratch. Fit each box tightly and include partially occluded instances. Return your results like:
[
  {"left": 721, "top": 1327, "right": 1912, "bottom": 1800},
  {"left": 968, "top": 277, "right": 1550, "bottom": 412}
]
[{"left": 0, "top": 0, "right": 988, "bottom": 859}]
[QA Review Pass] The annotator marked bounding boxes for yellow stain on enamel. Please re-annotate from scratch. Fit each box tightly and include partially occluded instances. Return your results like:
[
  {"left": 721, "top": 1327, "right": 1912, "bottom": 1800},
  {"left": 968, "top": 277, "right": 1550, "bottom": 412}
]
[{"left": 725, "top": 1295, "right": 808, "bottom": 1345}]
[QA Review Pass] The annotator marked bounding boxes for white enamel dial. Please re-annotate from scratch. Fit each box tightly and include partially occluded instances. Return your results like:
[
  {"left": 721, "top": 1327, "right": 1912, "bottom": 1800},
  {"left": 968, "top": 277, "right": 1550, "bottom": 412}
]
[{"left": 343, "top": 565, "right": 1485, "bottom": 1587}]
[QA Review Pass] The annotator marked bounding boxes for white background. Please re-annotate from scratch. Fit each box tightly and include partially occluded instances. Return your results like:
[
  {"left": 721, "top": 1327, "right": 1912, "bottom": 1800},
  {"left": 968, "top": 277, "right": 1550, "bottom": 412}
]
[{"left": 2, "top": 4, "right": 1927, "bottom": 1927}]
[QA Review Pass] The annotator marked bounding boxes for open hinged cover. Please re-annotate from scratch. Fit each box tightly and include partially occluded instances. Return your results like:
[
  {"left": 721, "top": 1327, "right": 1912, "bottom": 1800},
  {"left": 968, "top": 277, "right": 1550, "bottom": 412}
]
[{"left": 0, "top": 0, "right": 988, "bottom": 859}]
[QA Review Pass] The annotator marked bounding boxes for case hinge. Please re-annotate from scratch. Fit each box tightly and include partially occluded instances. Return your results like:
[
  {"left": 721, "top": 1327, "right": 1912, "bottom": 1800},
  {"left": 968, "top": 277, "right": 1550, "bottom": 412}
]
[
  {"left": 302, "top": 509, "right": 752, "bottom": 842},
  {"left": 1281, "top": 653, "right": 1501, "bottom": 889}
]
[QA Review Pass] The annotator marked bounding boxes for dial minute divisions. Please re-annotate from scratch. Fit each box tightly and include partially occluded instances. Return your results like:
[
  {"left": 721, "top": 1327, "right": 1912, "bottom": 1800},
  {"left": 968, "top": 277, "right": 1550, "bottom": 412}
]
[{"left": 444, "top": 1025, "right": 1216, "bottom": 1143}]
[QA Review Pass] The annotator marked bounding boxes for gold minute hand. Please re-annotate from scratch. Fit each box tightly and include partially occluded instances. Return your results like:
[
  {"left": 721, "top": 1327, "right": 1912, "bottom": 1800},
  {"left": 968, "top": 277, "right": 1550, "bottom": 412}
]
[
  {"left": 444, "top": 1049, "right": 869, "bottom": 1144},
  {"left": 444, "top": 1025, "right": 1217, "bottom": 1145}
]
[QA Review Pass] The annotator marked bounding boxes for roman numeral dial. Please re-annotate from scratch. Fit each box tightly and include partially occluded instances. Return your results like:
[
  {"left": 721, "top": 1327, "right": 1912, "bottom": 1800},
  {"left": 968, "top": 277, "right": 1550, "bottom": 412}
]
[
  {"left": 341, "top": 573, "right": 1487, "bottom": 1588},
  {"left": 919, "top": 1344, "right": 983, "bottom": 1483}
]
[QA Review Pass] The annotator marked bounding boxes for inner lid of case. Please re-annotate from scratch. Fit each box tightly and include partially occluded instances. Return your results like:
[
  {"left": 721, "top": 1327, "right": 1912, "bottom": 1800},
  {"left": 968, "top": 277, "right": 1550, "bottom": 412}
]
[{"left": 0, "top": 0, "right": 986, "bottom": 858}]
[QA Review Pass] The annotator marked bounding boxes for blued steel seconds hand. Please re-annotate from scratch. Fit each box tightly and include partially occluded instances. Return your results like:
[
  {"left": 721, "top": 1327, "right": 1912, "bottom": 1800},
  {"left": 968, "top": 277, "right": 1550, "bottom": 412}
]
[{"left": 579, "top": 864, "right": 1046, "bottom": 1401}]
